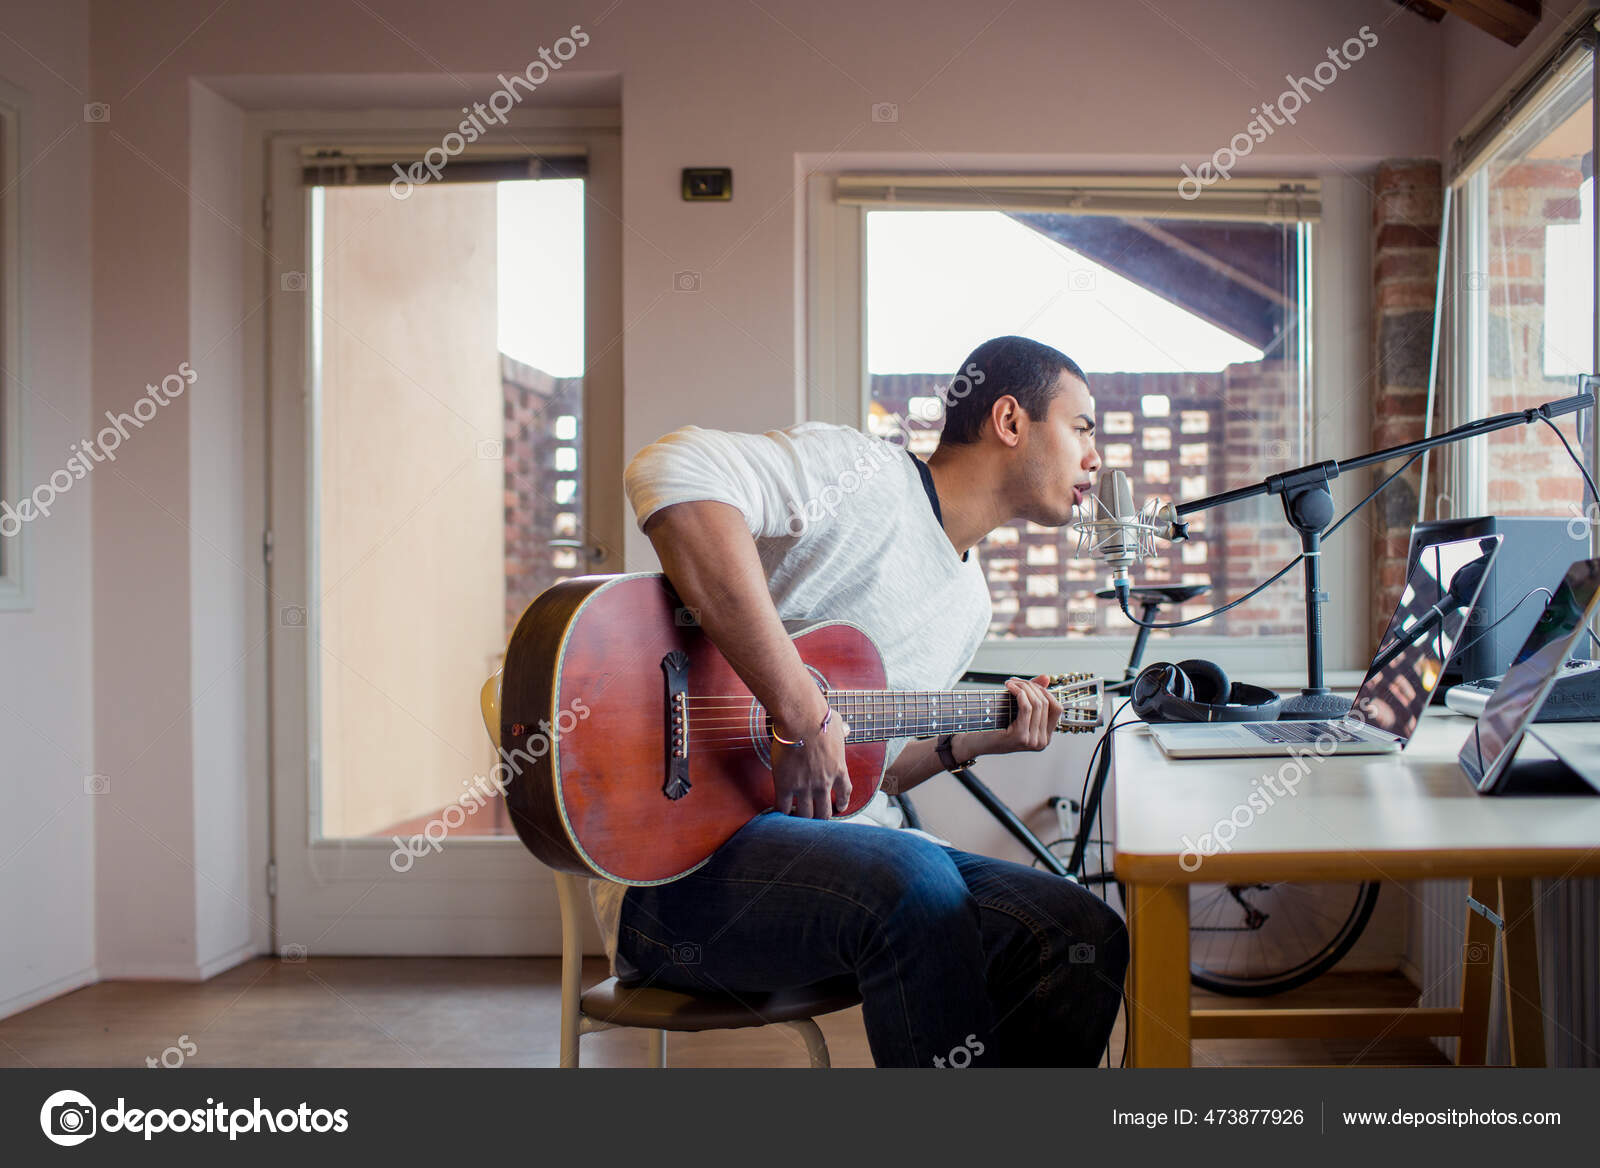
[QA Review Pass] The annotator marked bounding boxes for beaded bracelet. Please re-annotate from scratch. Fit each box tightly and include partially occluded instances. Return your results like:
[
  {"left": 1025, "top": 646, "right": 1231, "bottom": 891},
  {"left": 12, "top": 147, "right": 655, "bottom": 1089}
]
[{"left": 770, "top": 707, "right": 832, "bottom": 749}]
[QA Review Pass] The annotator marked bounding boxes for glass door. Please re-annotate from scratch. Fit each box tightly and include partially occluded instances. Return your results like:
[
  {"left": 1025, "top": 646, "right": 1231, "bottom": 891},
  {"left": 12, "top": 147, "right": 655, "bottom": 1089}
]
[{"left": 266, "top": 123, "right": 621, "bottom": 955}]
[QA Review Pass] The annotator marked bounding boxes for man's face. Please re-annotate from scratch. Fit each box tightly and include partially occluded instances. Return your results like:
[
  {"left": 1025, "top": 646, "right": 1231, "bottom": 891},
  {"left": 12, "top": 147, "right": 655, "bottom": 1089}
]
[{"left": 1012, "top": 372, "right": 1099, "bottom": 527}]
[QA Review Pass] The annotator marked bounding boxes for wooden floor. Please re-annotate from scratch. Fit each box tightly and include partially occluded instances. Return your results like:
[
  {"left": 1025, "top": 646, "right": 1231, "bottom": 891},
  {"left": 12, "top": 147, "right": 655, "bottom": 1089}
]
[{"left": 0, "top": 958, "right": 1447, "bottom": 1068}]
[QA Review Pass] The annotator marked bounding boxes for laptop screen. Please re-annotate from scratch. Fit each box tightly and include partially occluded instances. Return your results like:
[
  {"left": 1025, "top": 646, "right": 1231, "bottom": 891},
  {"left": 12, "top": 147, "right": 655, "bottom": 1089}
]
[
  {"left": 1351, "top": 534, "right": 1503, "bottom": 741},
  {"left": 1459, "top": 558, "right": 1600, "bottom": 791}
]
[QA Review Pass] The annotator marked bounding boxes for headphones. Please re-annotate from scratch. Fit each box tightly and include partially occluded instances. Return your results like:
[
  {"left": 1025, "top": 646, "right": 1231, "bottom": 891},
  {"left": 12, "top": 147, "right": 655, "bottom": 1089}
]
[{"left": 1131, "top": 659, "right": 1283, "bottom": 724}]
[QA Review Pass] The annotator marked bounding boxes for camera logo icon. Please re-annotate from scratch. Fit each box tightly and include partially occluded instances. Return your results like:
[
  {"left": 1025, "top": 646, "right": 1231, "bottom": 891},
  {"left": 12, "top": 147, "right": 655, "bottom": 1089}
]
[
  {"left": 40, "top": 1090, "right": 97, "bottom": 1146},
  {"left": 674, "top": 606, "right": 700, "bottom": 628},
  {"left": 673, "top": 270, "right": 700, "bottom": 292},
  {"left": 1464, "top": 940, "right": 1491, "bottom": 965},
  {"left": 83, "top": 773, "right": 111, "bottom": 796},
  {"left": 1463, "top": 271, "right": 1487, "bottom": 291},
  {"left": 1068, "top": 942, "right": 1096, "bottom": 964},
  {"left": 1263, "top": 438, "right": 1290, "bottom": 463},
  {"left": 281, "top": 943, "right": 307, "bottom": 963},
  {"left": 671, "top": 941, "right": 702, "bottom": 965},
  {"left": 280, "top": 605, "right": 306, "bottom": 628},
  {"left": 871, "top": 102, "right": 899, "bottom": 123},
  {"left": 281, "top": 271, "right": 307, "bottom": 293},
  {"left": 1068, "top": 270, "right": 1097, "bottom": 292},
  {"left": 83, "top": 103, "right": 111, "bottom": 124},
  {"left": 475, "top": 438, "right": 503, "bottom": 460}
]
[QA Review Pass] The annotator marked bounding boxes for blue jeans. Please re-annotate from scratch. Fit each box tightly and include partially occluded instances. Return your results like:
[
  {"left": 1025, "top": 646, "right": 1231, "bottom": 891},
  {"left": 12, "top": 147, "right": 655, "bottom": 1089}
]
[{"left": 617, "top": 812, "right": 1128, "bottom": 1067}]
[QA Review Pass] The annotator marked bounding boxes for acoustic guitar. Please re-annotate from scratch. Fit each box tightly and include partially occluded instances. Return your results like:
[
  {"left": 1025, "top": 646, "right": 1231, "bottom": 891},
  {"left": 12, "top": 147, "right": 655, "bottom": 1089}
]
[{"left": 498, "top": 572, "right": 1103, "bottom": 884}]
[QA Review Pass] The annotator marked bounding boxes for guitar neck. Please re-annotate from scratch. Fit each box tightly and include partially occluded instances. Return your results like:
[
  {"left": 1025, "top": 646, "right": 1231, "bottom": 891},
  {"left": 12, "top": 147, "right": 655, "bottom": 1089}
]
[{"left": 824, "top": 689, "right": 1020, "bottom": 743}]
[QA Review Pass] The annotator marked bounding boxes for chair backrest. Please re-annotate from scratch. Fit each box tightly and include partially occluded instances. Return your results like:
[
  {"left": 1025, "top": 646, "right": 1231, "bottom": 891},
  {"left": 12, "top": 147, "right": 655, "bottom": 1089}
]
[{"left": 479, "top": 670, "right": 502, "bottom": 745}]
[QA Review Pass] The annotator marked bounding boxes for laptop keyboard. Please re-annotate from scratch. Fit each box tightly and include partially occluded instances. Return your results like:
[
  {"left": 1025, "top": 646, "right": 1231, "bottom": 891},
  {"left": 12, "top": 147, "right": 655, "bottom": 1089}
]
[{"left": 1245, "top": 720, "right": 1364, "bottom": 744}]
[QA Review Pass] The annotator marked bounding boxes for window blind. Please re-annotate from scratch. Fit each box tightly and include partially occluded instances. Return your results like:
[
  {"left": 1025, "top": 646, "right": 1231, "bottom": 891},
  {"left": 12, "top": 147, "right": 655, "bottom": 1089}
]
[
  {"left": 300, "top": 143, "right": 586, "bottom": 187},
  {"left": 833, "top": 174, "right": 1320, "bottom": 223}
]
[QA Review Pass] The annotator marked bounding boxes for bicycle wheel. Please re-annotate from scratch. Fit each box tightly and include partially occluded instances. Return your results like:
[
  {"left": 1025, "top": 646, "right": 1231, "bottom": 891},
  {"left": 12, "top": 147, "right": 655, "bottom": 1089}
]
[{"left": 1186, "top": 881, "right": 1381, "bottom": 996}]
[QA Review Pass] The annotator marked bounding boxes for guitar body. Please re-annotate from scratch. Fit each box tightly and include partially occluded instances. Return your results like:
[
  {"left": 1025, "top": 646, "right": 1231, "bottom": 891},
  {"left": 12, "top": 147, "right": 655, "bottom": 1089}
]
[{"left": 500, "top": 572, "right": 887, "bottom": 884}]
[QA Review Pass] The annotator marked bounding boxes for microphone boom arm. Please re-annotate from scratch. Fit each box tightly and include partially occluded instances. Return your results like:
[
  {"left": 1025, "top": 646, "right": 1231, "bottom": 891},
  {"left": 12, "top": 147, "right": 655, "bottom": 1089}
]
[{"left": 1132, "top": 383, "right": 1596, "bottom": 720}]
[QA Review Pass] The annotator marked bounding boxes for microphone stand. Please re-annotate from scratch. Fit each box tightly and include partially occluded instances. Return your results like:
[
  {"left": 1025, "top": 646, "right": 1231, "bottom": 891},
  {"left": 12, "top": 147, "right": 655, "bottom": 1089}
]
[{"left": 1153, "top": 385, "right": 1595, "bottom": 720}]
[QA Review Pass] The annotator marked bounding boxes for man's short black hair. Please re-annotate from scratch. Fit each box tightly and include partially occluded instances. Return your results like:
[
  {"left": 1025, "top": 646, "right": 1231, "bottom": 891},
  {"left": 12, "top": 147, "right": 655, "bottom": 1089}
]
[{"left": 937, "top": 336, "right": 1087, "bottom": 446}]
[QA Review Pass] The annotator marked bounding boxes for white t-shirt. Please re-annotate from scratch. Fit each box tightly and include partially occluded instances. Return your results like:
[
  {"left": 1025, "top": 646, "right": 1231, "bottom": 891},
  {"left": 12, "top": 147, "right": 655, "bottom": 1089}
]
[{"left": 591, "top": 421, "right": 992, "bottom": 975}]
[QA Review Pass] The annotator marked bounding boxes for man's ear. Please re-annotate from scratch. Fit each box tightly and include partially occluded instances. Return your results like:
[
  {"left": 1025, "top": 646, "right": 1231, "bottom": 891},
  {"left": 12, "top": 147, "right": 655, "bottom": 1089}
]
[{"left": 989, "top": 395, "right": 1024, "bottom": 449}]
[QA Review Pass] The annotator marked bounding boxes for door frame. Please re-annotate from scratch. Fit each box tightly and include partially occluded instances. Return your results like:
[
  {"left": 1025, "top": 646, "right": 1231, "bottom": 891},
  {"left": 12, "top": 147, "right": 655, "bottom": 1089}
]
[{"left": 255, "top": 107, "right": 620, "bottom": 956}]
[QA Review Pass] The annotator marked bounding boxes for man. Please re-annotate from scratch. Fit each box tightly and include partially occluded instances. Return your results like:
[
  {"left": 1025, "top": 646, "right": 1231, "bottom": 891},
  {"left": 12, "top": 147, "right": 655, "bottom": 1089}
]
[{"left": 595, "top": 335, "right": 1125, "bottom": 1067}]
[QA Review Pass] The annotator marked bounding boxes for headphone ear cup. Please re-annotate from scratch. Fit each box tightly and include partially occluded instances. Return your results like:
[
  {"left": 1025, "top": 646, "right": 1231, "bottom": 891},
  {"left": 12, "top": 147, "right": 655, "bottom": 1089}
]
[
  {"left": 1176, "top": 658, "right": 1229, "bottom": 706},
  {"left": 1131, "top": 663, "right": 1181, "bottom": 720}
]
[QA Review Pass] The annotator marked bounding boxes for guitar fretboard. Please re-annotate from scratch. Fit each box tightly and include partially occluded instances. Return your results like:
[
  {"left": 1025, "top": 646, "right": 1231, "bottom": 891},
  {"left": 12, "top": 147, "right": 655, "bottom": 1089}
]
[{"left": 821, "top": 690, "right": 1017, "bottom": 743}]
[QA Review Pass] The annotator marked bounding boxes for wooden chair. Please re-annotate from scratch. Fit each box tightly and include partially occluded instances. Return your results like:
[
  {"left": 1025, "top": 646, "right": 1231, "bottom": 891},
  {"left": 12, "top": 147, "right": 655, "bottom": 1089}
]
[{"left": 480, "top": 671, "right": 860, "bottom": 1067}]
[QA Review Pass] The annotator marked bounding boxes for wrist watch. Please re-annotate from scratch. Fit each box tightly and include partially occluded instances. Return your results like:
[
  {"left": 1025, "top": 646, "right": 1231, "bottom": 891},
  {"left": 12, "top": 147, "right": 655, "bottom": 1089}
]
[{"left": 936, "top": 733, "right": 977, "bottom": 773}]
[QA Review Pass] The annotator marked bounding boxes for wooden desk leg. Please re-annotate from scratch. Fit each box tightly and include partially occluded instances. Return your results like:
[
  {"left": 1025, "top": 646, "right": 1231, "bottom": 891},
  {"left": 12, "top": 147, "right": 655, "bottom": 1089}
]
[
  {"left": 1457, "top": 875, "right": 1497, "bottom": 1066},
  {"left": 1127, "top": 881, "right": 1190, "bottom": 1068},
  {"left": 1498, "top": 877, "right": 1547, "bottom": 1068}
]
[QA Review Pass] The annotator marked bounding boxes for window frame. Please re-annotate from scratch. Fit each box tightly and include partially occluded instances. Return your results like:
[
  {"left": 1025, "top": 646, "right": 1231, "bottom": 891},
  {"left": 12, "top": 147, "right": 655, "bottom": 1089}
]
[
  {"left": 1445, "top": 26, "right": 1598, "bottom": 547},
  {"left": 805, "top": 173, "right": 1373, "bottom": 682}
]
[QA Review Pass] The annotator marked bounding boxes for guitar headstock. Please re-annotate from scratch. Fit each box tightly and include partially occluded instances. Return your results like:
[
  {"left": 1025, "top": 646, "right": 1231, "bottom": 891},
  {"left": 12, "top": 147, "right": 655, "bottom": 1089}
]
[{"left": 1047, "top": 672, "right": 1105, "bottom": 733}]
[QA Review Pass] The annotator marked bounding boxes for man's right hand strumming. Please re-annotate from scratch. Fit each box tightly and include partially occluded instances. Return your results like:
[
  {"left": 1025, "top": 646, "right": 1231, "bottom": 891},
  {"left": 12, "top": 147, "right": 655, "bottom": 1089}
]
[
  {"left": 640, "top": 497, "right": 857, "bottom": 821},
  {"left": 768, "top": 693, "right": 853, "bottom": 820}
]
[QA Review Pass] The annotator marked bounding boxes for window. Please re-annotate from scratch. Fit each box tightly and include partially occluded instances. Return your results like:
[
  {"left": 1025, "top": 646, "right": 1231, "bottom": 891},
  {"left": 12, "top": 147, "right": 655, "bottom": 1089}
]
[
  {"left": 1451, "top": 34, "right": 1596, "bottom": 523},
  {"left": 854, "top": 184, "right": 1315, "bottom": 643}
]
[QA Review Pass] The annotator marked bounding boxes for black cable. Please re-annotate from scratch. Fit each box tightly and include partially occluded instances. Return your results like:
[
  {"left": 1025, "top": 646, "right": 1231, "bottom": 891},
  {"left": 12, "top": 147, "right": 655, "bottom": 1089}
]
[
  {"left": 1451, "top": 417, "right": 1597, "bottom": 667},
  {"left": 1451, "top": 586, "right": 1554, "bottom": 662},
  {"left": 1117, "top": 452, "right": 1425, "bottom": 630},
  {"left": 1076, "top": 701, "right": 1133, "bottom": 877},
  {"left": 1325, "top": 451, "right": 1426, "bottom": 538},
  {"left": 1032, "top": 836, "right": 1111, "bottom": 870},
  {"left": 1116, "top": 555, "right": 1306, "bottom": 629},
  {"left": 1071, "top": 699, "right": 1138, "bottom": 1070},
  {"left": 1536, "top": 414, "right": 1600, "bottom": 504}
]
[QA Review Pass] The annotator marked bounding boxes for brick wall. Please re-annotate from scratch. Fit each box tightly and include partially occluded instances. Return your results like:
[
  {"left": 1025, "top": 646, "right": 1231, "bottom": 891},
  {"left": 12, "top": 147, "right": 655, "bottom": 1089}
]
[
  {"left": 1217, "top": 360, "right": 1304, "bottom": 636},
  {"left": 1371, "top": 160, "right": 1443, "bottom": 652},
  {"left": 1478, "top": 157, "right": 1588, "bottom": 517},
  {"left": 501, "top": 353, "right": 584, "bottom": 633}
]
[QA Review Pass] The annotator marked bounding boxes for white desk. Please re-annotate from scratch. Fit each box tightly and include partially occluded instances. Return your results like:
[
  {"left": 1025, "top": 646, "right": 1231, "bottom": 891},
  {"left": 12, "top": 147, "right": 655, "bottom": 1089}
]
[{"left": 1113, "top": 707, "right": 1600, "bottom": 1067}]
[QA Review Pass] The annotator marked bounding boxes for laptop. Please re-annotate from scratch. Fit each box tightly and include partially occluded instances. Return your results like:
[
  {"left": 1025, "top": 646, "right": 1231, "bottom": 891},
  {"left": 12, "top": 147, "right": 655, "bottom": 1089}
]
[
  {"left": 1459, "top": 558, "right": 1600, "bottom": 794},
  {"left": 1148, "top": 534, "right": 1503, "bottom": 759}
]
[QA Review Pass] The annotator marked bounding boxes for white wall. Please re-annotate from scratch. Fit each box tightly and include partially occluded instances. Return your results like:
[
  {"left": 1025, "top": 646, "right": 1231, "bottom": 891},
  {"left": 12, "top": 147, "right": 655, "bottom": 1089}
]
[
  {"left": 0, "top": 0, "right": 96, "bottom": 1016},
  {"left": 187, "top": 79, "right": 260, "bottom": 977}
]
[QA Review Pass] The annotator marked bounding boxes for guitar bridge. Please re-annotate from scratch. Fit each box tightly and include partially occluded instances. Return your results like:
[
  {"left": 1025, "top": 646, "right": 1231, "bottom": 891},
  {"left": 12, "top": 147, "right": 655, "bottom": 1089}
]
[{"left": 661, "top": 649, "right": 692, "bottom": 799}]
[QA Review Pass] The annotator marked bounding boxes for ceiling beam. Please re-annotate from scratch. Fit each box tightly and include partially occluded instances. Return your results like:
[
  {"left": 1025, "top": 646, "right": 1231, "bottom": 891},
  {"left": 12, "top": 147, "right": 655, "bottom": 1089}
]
[{"left": 1427, "top": 0, "right": 1542, "bottom": 46}]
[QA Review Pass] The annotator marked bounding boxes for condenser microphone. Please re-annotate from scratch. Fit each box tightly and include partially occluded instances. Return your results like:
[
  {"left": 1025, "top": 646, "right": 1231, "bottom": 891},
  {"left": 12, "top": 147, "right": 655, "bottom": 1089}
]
[{"left": 1073, "top": 469, "right": 1185, "bottom": 595}]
